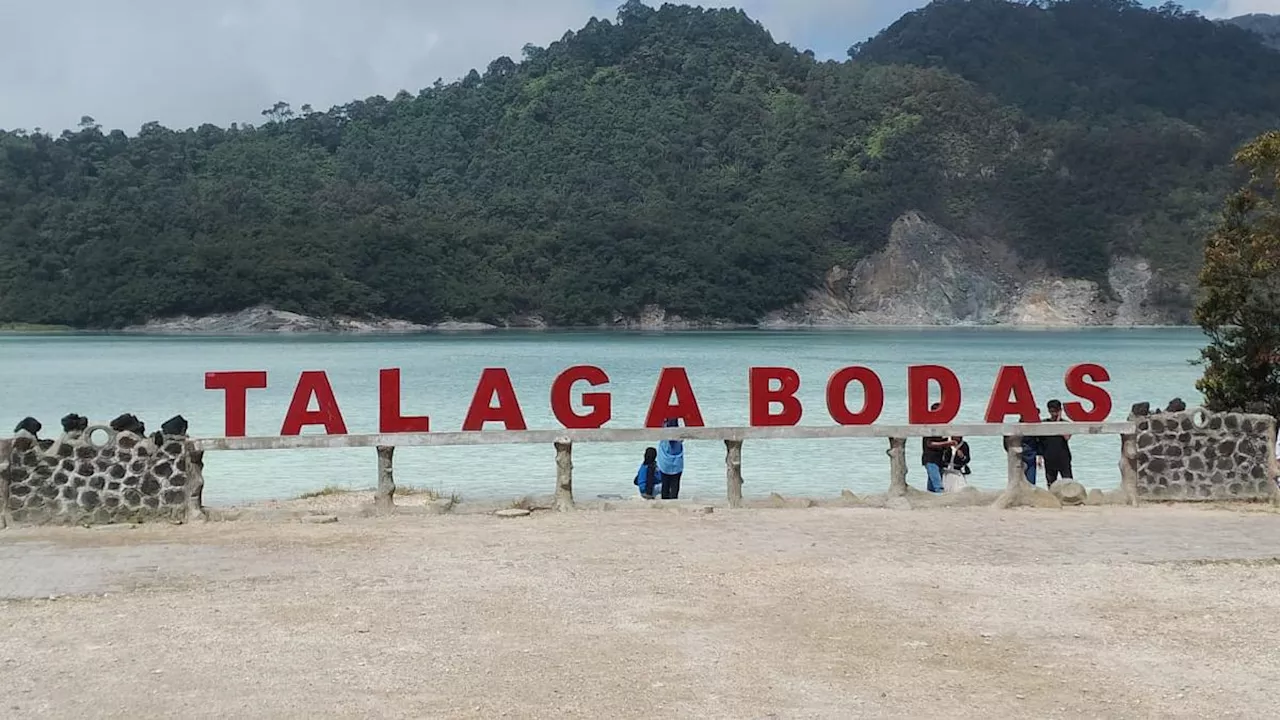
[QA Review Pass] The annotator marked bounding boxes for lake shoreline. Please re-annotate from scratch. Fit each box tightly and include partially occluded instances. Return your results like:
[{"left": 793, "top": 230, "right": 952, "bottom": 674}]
[
  {"left": 4, "top": 303, "right": 1201, "bottom": 336},
  {"left": 6, "top": 303, "right": 1188, "bottom": 335},
  {"left": 0, "top": 324, "right": 1200, "bottom": 338}
]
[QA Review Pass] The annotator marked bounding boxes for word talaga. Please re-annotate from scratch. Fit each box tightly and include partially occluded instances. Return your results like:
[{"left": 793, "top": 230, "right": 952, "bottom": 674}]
[{"left": 203, "top": 364, "right": 1111, "bottom": 437}]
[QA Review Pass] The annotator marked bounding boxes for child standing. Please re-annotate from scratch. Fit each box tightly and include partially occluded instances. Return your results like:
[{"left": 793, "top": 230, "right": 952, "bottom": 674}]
[{"left": 634, "top": 447, "right": 661, "bottom": 499}]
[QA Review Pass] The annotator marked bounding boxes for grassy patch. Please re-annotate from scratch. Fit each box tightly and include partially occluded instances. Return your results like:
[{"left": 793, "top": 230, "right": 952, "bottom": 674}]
[
  {"left": 297, "top": 484, "right": 351, "bottom": 499},
  {"left": 296, "top": 484, "right": 463, "bottom": 504},
  {"left": 397, "top": 484, "right": 462, "bottom": 504},
  {"left": 0, "top": 322, "right": 72, "bottom": 332}
]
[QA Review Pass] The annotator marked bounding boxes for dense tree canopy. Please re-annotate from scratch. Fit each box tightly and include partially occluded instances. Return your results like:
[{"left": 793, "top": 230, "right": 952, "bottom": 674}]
[
  {"left": 1195, "top": 131, "right": 1280, "bottom": 417},
  {"left": 1, "top": 0, "right": 1277, "bottom": 328}
]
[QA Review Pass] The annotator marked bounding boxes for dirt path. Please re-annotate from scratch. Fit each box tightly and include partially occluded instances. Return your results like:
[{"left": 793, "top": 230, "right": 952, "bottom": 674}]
[{"left": 2, "top": 505, "right": 1279, "bottom": 719}]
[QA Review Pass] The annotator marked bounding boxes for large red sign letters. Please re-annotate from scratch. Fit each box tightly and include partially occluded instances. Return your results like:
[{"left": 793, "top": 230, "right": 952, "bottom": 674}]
[{"left": 203, "top": 364, "right": 1112, "bottom": 438}]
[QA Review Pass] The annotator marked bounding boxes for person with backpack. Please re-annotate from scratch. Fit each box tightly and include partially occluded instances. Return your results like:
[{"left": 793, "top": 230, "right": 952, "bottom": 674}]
[
  {"left": 942, "top": 435, "right": 972, "bottom": 492},
  {"left": 634, "top": 446, "right": 661, "bottom": 499}
]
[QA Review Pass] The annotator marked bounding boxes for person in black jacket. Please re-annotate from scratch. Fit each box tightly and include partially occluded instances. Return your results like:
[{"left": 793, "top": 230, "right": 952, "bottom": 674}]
[
  {"left": 1039, "top": 399, "right": 1073, "bottom": 487},
  {"left": 943, "top": 436, "right": 972, "bottom": 477}
]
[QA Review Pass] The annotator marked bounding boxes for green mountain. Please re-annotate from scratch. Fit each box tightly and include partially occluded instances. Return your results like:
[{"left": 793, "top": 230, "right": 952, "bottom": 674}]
[
  {"left": 1, "top": 0, "right": 1278, "bottom": 329},
  {"left": 1227, "top": 13, "right": 1280, "bottom": 50}
]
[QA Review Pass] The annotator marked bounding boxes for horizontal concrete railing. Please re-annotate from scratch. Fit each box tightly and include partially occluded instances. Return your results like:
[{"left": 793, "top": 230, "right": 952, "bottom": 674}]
[
  {"left": 190, "top": 422, "right": 1136, "bottom": 451},
  {"left": 184, "top": 422, "right": 1139, "bottom": 513}
]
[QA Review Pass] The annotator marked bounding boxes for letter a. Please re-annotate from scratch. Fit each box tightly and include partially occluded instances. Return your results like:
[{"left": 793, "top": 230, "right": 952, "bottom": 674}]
[
  {"left": 281, "top": 371, "right": 348, "bottom": 435},
  {"left": 644, "top": 367, "right": 705, "bottom": 427},
  {"left": 462, "top": 369, "right": 528, "bottom": 431},
  {"left": 984, "top": 365, "right": 1039, "bottom": 423}
]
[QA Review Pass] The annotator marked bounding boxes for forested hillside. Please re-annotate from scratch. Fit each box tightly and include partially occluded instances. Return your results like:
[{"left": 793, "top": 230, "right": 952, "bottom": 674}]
[
  {"left": 1227, "top": 14, "right": 1280, "bottom": 50},
  {"left": 2, "top": 0, "right": 1278, "bottom": 329}
]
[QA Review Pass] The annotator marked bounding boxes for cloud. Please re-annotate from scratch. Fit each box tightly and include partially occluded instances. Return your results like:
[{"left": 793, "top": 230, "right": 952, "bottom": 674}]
[
  {"left": 1204, "top": 0, "right": 1280, "bottom": 17},
  {"left": 0, "top": 0, "right": 909, "bottom": 135}
]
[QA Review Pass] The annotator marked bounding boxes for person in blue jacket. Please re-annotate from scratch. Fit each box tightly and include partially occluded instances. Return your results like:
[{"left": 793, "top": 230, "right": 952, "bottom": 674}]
[
  {"left": 634, "top": 447, "right": 661, "bottom": 499},
  {"left": 1022, "top": 407, "right": 1042, "bottom": 485},
  {"left": 657, "top": 417, "right": 685, "bottom": 499}
]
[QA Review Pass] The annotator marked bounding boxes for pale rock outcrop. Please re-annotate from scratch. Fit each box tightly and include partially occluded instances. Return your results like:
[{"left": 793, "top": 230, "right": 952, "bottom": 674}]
[{"left": 764, "top": 210, "right": 1190, "bottom": 328}]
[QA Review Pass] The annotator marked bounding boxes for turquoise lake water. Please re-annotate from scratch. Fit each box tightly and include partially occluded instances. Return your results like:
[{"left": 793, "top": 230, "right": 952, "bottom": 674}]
[{"left": 0, "top": 328, "right": 1206, "bottom": 504}]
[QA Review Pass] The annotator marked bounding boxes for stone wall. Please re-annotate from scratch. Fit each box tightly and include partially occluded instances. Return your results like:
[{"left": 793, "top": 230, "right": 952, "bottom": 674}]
[
  {"left": 1134, "top": 408, "right": 1277, "bottom": 502},
  {"left": 0, "top": 414, "right": 203, "bottom": 526}
]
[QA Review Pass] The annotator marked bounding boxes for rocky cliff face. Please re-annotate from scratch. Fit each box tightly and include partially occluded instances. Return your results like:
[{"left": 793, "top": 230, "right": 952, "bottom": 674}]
[{"left": 762, "top": 211, "right": 1191, "bottom": 328}]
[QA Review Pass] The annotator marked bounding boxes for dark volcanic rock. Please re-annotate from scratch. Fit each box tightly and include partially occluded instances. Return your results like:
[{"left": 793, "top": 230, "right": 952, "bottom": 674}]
[
  {"left": 1165, "top": 398, "right": 1187, "bottom": 413},
  {"left": 109, "top": 414, "right": 146, "bottom": 436},
  {"left": 160, "top": 415, "right": 189, "bottom": 437},
  {"left": 14, "top": 417, "right": 41, "bottom": 436},
  {"left": 60, "top": 414, "right": 89, "bottom": 433}
]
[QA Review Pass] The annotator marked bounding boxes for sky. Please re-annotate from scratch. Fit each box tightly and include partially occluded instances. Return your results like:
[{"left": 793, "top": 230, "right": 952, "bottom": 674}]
[{"left": 0, "top": 0, "right": 1276, "bottom": 135}]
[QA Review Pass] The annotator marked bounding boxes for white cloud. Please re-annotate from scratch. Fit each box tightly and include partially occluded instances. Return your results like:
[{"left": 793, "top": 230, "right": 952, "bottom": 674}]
[
  {"left": 1205, "top": 0, "right": 1280, "bottom": 16},
  {"left": 0, "top": 0, "right": 908, "bottom": 134}
]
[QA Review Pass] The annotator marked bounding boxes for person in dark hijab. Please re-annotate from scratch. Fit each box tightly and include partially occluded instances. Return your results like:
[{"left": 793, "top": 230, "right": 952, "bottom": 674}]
[{"left": 634, "top": 446, "right": 661, "bottom": 499}]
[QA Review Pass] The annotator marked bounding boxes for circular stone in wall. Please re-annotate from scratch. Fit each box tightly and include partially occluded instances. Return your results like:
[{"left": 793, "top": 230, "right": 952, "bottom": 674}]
[
  {"left": 84, "top": 426, "right": 116, "bottom": 449},
  {"left": 1190, "top": 409, "right": 1208, "bottom": 429}
]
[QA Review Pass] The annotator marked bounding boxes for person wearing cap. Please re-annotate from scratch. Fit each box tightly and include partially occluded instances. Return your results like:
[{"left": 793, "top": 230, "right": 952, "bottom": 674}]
[
  {"left": 657, "top": 417, "right": 685, "bottom": 499},
  {"left": 1039, "top": 399, "right": 1073, "bottom": 486},
  {"left": 921, "top": 402, "right": 957, "bottom": 493}
]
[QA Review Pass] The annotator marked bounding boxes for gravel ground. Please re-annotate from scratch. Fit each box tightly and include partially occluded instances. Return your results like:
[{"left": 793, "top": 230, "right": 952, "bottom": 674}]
[{"left": 2, "top": 504, "right": 1280, "bottom": 719}]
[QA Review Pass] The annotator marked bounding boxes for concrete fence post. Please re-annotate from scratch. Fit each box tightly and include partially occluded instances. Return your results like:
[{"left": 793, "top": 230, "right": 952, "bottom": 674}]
[
  {"left": 0, "top": 438, "right": 11, "bottom": 529},
  {"left": 725, "top": 439, "right": 743, "bottom": 508},
  {"left": 887, "top": 437, "right": 908, "bottom": 496},
  {"left": 376, "top": 445, "right": 395, "bottom": 513},
  {"left": 1265, "top": 416, "right": 1278, "bottom": 508},
  {"left": 185, "top": 446, "right": 207, "bottom": 523},
  {"left": 554, "top": 439, "right": 574, "bottom": 511},
  {"left": 1119, "top": 432, "right": 1139, "bottom": 507},
  {"left": 1005, "top": 435, "right": 1024, "bottom": 489},
  {"left": 994, "top": 434, "right": 1062, "bottom": 509}
]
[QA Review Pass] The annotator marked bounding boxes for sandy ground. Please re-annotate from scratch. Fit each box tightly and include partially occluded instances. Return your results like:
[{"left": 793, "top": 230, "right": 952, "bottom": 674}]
[{"left": 2, "top": 503, "right": 1280, "bottom": 719}]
